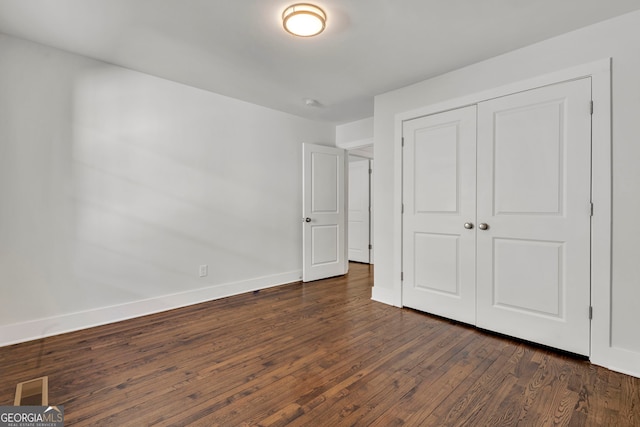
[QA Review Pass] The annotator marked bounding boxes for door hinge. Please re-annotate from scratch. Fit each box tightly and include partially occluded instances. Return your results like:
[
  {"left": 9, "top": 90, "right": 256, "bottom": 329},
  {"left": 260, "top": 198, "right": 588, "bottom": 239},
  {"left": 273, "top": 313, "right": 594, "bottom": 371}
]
[
  {"left": 589, "top": 306, "right": 593, "bottom": 319},
  {"left": 590, "top": 100, "right": 594, "bottom": 115},
  {"left": 369, "top": 168, "right": 372, "bottom": 174},
  {"left": 401, "top": 137, "right": 405, "bottom": 147},
  {"left": 368, "top": 244, "right": 373, "bottom": 250},
  {"left": 590, "top": 202, "right": 594, "bottom": 216},
  {"left": 401, "top": 272, "right": 404, "bottom": 281},
  {"left": 401, "top": 204, "right": 405, "bottom": 214}
]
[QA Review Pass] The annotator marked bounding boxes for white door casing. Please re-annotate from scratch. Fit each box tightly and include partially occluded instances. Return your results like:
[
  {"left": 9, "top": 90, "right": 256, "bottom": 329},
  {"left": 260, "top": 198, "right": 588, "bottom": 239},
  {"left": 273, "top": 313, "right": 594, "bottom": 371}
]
[
  {"left": 402, "top": 106, "right": 478, "bottom": 325},
  {"left": 302, "top": 143, "right": 347, "bottom": 282},
  {"left": 348, "top": 158, "right": 371, "bottom": 263},
  {"left": 370, "top": 160, "right": 374, "bottom": 264},
  {"left": 476, "top": 78, "right": 592, "bottom": 355}
]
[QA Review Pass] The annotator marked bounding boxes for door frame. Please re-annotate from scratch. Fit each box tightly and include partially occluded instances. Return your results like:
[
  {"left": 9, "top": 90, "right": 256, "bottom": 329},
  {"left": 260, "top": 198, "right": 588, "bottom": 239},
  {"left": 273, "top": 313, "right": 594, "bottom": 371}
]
[{"left": 393, "top": 59, "right": 611, "bottom": 363}]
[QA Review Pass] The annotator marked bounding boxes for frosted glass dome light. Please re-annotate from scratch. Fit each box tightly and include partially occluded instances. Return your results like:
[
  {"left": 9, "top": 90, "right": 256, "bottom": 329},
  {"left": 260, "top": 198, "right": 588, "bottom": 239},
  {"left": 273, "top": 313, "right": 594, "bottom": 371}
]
[{"left": 282, "top": 4, "right": 326, "bottom": 37}]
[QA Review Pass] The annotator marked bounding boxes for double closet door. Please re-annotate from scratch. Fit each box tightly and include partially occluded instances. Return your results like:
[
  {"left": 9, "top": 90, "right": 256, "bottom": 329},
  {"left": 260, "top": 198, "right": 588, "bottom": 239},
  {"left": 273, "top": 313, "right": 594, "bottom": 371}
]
[{"left": 402, "top": 78, "right": 592, "bottom": 356}]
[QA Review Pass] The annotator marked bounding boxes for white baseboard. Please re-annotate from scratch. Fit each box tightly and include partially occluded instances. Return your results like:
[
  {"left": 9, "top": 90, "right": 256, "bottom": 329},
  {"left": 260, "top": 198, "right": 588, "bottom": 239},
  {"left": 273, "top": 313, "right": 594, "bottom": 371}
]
[
  {"left": 0, "top": 270, "right": 302, "bottom": 347},
  {"left": 592, "top": 347, "right": 640, "bottom": 379},
  {"left": 371, "top": 286, "right": 401, "bottom": 307}
]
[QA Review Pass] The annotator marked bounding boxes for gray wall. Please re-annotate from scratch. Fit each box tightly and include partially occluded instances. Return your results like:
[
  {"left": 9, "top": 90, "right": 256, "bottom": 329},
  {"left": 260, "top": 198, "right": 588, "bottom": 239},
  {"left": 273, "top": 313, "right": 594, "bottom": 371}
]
[{"left": 0, "top": 34, "right": 335, "bottom": 344}]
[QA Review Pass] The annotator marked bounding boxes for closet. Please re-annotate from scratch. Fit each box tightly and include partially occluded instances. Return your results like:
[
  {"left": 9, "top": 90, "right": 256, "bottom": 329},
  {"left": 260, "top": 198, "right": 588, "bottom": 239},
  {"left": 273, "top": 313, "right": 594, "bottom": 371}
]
[{"left": 402, "top": 78, "right": 592, "bottom": 355}]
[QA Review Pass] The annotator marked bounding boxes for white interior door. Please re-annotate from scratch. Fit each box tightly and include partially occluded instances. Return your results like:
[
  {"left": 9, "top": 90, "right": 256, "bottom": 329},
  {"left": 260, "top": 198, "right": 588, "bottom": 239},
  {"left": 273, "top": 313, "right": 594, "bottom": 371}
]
[
  {"left": 402, "top": 106, "right": 477, "bottom": 325},
  {"left": 476, "top": 78, "right": 592, "bottom": 355},
  {"left": 302, "top": 143, "right": 347, "bottom": 282},
  {"left": 348, "top": 158, "right": 371, "bottom": 263}
]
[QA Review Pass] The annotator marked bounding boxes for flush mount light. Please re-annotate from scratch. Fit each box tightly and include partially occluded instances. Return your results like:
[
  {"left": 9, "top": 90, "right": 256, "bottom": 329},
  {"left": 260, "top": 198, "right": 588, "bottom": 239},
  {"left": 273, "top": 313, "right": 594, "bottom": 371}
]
[{"left": 282, "top": 3, "right": 326, "bottom": 37}]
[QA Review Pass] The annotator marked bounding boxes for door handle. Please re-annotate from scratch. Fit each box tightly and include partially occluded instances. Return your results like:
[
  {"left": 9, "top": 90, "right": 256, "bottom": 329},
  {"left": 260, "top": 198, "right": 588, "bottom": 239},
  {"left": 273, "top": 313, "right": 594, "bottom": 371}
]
[
  {"left": 464, "top": 222, "right": 474, "bottom": 229},
  {"left": 478, "top": 223, "right": 489, "bottom": 230},
  {"left": 304, "top": 217, "right": 311, "bottom": 223}
]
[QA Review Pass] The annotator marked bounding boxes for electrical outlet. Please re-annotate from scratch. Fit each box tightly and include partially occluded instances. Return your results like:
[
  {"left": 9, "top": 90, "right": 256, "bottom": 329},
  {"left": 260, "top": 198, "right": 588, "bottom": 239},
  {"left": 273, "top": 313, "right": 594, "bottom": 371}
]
[{"left": 199, "top": 264, "right": 208, "bottom": 277}]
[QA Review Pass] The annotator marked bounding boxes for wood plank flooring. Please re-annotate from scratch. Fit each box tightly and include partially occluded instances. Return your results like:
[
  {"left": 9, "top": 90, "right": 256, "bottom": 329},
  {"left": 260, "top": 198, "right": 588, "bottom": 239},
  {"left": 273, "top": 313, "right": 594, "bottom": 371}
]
[{"left": 1, "top": 262, "right": 639, "bottom": 426}]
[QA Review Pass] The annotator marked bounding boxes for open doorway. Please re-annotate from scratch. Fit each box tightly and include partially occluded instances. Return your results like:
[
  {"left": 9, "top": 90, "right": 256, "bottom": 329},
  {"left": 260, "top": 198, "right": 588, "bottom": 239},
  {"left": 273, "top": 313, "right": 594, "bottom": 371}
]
[
  {"left": 336, "top": 117, "right": 374, "bottom": 265},
  {"left": 348, "top": 155, "right": 372, "bottom": 263}
]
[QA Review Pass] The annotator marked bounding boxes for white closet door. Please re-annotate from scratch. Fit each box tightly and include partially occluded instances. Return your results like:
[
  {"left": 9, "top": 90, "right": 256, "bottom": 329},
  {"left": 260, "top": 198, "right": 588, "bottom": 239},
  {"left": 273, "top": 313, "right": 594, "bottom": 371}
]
[
  {"left": 476, "top": 78, "right": 592, "bottom": 355},
  {"left": 348, "top": 158, "right": 371, "bottom": 263},
  {"left": 402, "top": 106, "right": 477, "bottom": 325}
]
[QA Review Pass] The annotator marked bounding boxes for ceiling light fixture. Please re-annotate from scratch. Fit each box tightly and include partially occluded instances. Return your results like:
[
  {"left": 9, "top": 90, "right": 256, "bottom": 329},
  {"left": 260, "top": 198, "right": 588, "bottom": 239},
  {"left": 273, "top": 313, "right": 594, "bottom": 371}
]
[{"left": 282, "top": 3, "right": 326, "bottom": 37}]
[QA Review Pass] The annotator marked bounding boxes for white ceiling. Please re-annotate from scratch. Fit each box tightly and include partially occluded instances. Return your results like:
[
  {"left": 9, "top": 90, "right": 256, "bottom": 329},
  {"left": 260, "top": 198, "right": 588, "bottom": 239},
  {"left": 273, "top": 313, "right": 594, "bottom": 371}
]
[{"left": 1, "top": 1, "right": 639, "bottom": 124}]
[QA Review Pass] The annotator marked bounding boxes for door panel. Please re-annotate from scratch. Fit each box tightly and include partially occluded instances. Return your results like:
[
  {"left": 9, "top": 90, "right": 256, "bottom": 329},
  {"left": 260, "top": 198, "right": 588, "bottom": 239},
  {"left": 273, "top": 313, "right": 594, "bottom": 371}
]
[
  {"left": 303, "top": 143, "right": 347, "bottom": 282},
  {"left": 311, "top": 225, "right": 339, "bottom": 264},
  {"left": 414, "top": 232, "right": 460, "bottom": 294},
  {"left": 311, "top": 152, "right": 338, "bottom": 212},
  {"left": 402, "top": 106, "right": 477, "bottom": 325},
  {"left": 493, "top": 101, "right": 564, "bottom": 215},
  {"left": 476, "top": 78, "right": 592, "bottom": 355},
  {"left": 414, "top": 124, "right": 460, "bottom": 213},
  {"left": 348, "top": 159, "right": 371, "bottom": 263},
  {"left": 492, "top": 238, "right": 562, "bottom": 316}
]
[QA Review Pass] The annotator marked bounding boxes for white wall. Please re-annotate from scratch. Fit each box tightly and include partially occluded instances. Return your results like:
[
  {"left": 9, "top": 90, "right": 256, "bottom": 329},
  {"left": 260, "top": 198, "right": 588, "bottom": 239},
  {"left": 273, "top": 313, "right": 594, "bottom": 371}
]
[
  {"left": 336, "top": 117, "right": 373, "bottom": 148},
  {"left": 0, "top": 34, "right": 335, "bottom": 345},
  {"left": 336, "top": 117, "right": 374, "bottom": 159},
  {"left": 373, "top": 9, "right": 640, "bottom": 377}
]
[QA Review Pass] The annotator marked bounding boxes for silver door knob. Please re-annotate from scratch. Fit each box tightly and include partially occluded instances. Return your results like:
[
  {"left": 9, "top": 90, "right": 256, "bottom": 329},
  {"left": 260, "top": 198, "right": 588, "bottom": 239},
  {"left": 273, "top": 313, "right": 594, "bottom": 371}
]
[
  {"left": 464, "top": 222, "right": 474, "bottom": 229},
  {"left": 304, "top": 217, "right": 311, "bottom": 223},
  {"left": 478, "top": 223, "right": 489, "bottom": 230}
]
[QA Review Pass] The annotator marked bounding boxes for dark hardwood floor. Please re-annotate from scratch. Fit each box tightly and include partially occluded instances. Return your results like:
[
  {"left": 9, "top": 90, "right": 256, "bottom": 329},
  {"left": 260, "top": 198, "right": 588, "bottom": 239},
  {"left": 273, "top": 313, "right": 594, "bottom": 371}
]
[{"left": 1, "top": 262, "right": 639, "bottom": 426}]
